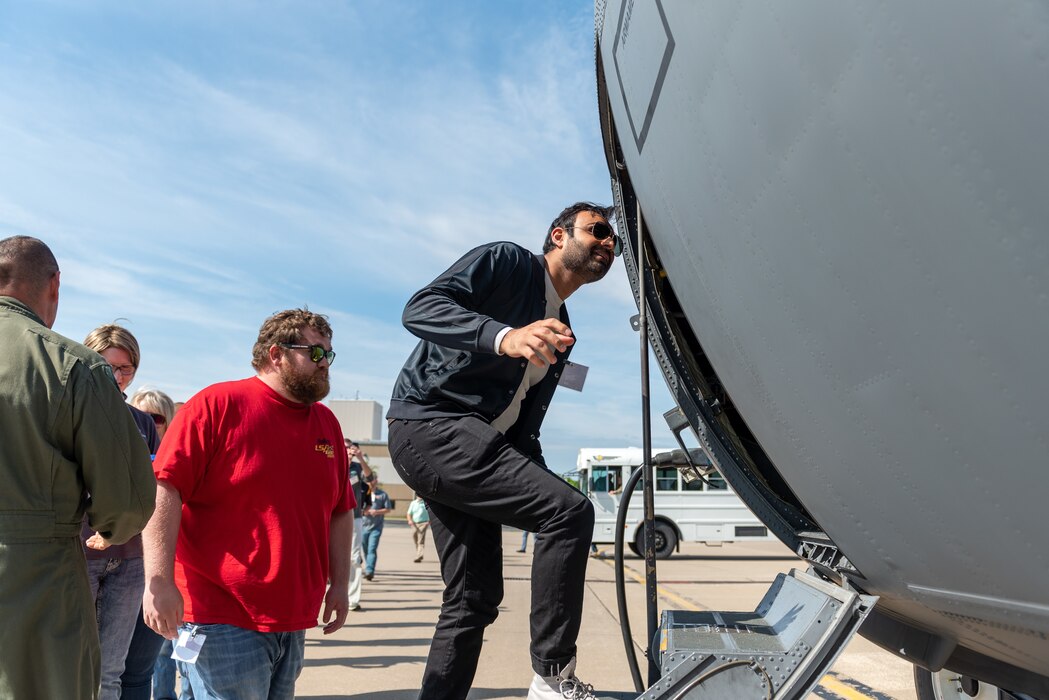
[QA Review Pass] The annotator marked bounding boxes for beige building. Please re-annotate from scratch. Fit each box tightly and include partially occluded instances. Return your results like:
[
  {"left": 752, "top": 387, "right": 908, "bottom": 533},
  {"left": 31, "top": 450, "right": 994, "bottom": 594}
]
[
  {"left": 326, "top": 400, "right": 412, "bottom": 517},
  {"left": 328, "top": 399, "right": 384, "bottom": 441}
]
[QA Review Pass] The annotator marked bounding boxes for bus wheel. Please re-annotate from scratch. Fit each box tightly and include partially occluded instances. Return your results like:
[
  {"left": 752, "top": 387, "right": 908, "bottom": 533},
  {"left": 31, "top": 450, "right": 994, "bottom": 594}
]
[
  {"left": 914, "top": 667, "right": 1004, "bottom": 699},
  {"left": 627, "top": 542, "right": 641, "bottom": 557},
  {"left": 634, "top": 522, "right": 678, "bottom": 559}
]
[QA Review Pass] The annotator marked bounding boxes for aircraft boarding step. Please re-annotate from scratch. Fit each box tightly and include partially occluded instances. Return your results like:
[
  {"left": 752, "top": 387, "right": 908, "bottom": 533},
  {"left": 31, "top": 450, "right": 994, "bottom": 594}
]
[{"left": 633, "top": 568, "right": 877, "bottom": 699}]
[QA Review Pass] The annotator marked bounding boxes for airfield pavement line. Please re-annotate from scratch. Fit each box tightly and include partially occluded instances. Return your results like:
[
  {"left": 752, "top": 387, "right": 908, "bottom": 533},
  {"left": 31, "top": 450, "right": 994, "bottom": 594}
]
[{"left": 590, "top": 551, "right": 704, "bottom": 613}]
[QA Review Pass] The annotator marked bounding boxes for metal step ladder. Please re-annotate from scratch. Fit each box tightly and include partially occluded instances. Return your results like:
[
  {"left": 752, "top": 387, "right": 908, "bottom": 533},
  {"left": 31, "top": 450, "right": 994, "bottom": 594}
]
[{"left": 632, "top": 568, "right": 877, "bottom": 699}]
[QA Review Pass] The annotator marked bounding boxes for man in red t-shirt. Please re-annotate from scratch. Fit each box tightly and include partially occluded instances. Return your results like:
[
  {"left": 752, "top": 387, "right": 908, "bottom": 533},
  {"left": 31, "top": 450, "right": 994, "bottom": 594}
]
[{"left": 142, "top": 308, "right": 354, "bottom": 700}]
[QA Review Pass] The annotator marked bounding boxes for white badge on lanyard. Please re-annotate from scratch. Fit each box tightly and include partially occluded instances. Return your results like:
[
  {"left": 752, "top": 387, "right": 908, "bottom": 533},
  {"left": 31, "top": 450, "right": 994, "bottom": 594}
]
[{"left": 172, "top": 625, "right": 207, "bottom": 664}]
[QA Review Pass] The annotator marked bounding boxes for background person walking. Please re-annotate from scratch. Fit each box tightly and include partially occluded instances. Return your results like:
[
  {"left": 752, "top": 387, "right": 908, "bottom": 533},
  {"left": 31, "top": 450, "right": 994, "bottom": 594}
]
[
  {"left": 407, "top": 495, "right": 430, "bottom": 563},
  {"left": 345, "top": 440, "right": 373, "bottom": 611},
  {"left": 361, "top": 477, "right": 392, "bottom": 580}
]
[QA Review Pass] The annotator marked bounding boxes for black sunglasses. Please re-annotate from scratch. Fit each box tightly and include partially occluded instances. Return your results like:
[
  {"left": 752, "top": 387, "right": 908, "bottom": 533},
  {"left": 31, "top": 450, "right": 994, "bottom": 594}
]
[
  {"left": 279, "top": 343, "right": 336, "bottom": 365},
  {"left": 148, "top": 412, "right": 167, "bottom": 426},
  {"left": 570, "top": 221, "right": 621, "bottom": 257}
]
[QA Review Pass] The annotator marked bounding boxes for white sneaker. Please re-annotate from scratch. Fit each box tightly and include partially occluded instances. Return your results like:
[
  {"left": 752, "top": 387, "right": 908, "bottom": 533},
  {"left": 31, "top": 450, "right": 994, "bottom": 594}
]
[{"left": 527, "top": 658, "right": 598, "bottom": 700}]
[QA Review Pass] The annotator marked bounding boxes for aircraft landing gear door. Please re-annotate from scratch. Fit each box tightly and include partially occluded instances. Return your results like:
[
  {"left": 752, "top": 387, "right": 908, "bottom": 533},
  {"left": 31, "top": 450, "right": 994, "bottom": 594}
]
[{"left": 590, "top": 465, "right": 623, "bottom": 541}]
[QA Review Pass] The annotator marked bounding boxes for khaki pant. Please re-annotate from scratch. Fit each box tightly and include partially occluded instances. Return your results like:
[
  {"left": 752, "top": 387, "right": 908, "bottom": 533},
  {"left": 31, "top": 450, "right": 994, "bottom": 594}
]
[{"left": 409, "top": 521, "right": 429, "bottom": 557}]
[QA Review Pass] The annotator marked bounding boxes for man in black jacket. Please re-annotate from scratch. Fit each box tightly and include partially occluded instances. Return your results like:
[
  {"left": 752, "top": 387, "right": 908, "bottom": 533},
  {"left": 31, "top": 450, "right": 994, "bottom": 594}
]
[{"left": 388, "top": 202, "right": 617, "bottom": 700}]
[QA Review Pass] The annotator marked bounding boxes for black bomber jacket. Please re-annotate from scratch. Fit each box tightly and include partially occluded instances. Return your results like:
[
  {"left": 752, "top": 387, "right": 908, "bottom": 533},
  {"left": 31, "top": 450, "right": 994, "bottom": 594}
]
[{"left": 387, "top": 241, "right": 573, "bottom": 465}]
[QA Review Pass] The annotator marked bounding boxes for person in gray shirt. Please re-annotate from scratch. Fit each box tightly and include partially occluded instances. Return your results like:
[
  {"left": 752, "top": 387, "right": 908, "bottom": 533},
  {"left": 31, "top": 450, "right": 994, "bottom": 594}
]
[{"left": 361, "top": 476, "right": 391, "bottom": 581}]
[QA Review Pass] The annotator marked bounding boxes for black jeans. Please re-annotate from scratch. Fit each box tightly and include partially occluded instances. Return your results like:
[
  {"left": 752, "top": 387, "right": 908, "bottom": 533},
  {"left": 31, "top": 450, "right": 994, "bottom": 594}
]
[{"left": 388, "top": 417, "right": 594, "bottom": 700}]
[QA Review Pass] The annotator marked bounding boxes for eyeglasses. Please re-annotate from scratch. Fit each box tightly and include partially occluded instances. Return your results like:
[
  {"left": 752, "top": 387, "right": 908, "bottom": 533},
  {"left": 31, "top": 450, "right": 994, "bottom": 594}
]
[
  {"left": 109, "top": 364, "right": 136, "bottom": 377},
  {"left": 148, "top": 412, "right": 167, "bottom": 426},
  {"left": 279, "top": 343, "right": 336, "bottom": 366},
  {"left": 570, "top": 221, "right": 621, "bottom": 257}
]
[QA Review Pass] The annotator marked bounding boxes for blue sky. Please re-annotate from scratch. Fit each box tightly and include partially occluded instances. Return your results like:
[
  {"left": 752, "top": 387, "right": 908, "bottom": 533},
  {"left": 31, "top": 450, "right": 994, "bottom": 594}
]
[{"left": 0, "top": 0, "right": 676, "bottom": 472}]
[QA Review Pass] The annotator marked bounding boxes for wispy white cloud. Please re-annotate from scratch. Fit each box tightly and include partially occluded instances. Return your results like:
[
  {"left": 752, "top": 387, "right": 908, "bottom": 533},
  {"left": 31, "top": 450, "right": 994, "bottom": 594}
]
[{"left": 0, "top": 1, "right": 678, "bottom": 470}]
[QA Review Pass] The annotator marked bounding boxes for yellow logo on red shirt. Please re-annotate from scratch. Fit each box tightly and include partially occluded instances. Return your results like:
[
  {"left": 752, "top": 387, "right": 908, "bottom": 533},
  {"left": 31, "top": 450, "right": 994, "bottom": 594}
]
[{"left": 315, "top": 439, "right": 335, "bottom": 458}]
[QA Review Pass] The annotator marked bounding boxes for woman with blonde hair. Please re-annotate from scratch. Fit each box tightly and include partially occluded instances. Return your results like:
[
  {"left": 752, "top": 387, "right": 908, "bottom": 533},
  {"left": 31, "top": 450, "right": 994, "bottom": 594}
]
[
  {"left": 129, "top": 387, "right": 175, "bottom": 441},
  {"left": 81, "top": 323, "right": 162, "bottom": 700},
  {"left": 127, "top": 386, "right": 185, "bottom": 700}
]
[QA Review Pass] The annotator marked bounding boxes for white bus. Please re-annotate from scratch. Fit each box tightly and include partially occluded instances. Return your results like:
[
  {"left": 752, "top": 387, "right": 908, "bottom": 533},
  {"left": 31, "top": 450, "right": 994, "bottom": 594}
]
[{"left": 573, "top": 447, "right": 773, "bottom": 558}]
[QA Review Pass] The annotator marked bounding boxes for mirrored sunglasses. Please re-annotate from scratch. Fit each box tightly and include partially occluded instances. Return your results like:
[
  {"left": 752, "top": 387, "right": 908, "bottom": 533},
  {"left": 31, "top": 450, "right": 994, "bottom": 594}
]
[{"left": 279, "top": 343, "right": 336, "bottom": 365}]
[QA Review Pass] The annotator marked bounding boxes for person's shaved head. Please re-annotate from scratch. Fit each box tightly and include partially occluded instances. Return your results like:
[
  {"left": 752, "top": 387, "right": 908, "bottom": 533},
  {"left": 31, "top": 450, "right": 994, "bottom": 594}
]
[
  {"left": 0, "top": 236, "right": 59, "bottom": 294},
  {"left": 0, "top": 236, "right": 61, "bottom": 327}
]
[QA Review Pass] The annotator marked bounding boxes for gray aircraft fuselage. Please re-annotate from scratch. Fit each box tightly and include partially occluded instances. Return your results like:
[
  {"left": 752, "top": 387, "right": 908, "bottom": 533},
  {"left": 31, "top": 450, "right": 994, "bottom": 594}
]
[{"left": 595, "top": 1, "right": 1049, "bottom": 696}]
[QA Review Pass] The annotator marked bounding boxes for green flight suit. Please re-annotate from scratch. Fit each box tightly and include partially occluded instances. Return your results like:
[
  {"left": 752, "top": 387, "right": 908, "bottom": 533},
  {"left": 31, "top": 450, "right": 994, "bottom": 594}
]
[{"left": 0, "top": 296, "right": 156, "bottom": 700}]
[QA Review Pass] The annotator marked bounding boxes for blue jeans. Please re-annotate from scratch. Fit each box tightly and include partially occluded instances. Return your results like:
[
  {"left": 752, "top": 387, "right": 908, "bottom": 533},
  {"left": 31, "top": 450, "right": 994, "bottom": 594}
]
[
  {"left": 183, "top": 624, "right": 305, "bottom": 700},
  {"left": 120, "top": 608, "right": 165, "bottom": 700},
  {"left": 153, "top": 640, "right": 194, "bottom": 700},
  {"left": 362, "top": 526, "right": 383, "bottom": 575},
  {"left": 87, "top": 557, "right": 145, "bottom": 700},
  {"left": 153, "top": 640, "right": 177, "bottom": 700}
]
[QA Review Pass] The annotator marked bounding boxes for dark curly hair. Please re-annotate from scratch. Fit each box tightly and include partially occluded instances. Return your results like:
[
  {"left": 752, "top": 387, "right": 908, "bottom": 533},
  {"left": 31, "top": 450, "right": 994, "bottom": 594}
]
[{"left": 251, "top": 308, "right": 333, "bottom": 371}]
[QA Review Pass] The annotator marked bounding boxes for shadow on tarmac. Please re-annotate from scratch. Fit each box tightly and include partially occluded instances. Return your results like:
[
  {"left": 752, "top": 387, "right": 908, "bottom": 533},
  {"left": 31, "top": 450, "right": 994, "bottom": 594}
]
[
  {"left": 303, "top": 690, "right": 641, "bottom": 700},
  {"left": 368, "top": 572, "right": 441, "bottom": 581},
  {"left": 613, "top": 554, "right": 795, "bottom": 562},
  {"left": 347, "top": 605, "right": 440, "bottom": 613},
  {"left": 341, "top": 620, "right": 435, "bottom": 629},
  {"left": 304, "top": 692, "right": 494, "bottom": 700},
  {"left": 302, "top": 654, "right": 421, "bottom": 669},
  {"left": 306, "top": 692, "right": 638, "bottom": 700},
  {"left": 668, "top": 554, "right": 796, "bottom": 562},
  {"left": 305, "top": 637, "right": 434, "bottom": 648}
]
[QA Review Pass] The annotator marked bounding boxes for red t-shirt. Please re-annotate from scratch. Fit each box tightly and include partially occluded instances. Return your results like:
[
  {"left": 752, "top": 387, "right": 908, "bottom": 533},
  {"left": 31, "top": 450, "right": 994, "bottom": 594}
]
[{"left": 154, "top": 377, "right": 354, "bottom": 632}]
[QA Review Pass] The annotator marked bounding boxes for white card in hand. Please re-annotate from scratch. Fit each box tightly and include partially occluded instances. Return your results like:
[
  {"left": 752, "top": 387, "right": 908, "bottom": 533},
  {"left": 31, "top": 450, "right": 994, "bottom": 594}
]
[
  {"left": 558, "top": 361, "right": 588, "bottom": 391},
  {"left": 172, "top": 626, "right": 207, "bottom": 664}
]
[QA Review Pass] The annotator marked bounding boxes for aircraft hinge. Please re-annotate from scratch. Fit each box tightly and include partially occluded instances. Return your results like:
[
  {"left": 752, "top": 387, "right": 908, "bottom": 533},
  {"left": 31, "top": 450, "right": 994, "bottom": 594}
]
[{"left": 796, "top": 533, "right": 862, "bottom": 581}]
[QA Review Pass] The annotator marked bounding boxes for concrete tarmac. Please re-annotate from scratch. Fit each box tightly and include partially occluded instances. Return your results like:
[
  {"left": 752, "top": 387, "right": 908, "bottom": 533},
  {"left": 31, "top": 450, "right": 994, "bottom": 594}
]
[{"left": 293, "top": 523, "right": 917, "bottom": 699}]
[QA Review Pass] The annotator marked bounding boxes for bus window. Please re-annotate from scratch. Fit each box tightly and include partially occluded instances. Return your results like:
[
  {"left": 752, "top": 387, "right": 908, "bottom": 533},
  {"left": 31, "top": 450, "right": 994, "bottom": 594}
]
[
  {"left": 706, "top": 473, "right": 727, "bottom": 490},
  {"left": 591, "top": 466, "right": 609, "bottom": 493},
  {"left": 626, "top": 467, "right": 677, "bottom": 492},
  {"left": 656, "top": 467, "right": 679, "bottom": 491},
  {"left": 591, "top": 466, "right": 624, "bottom": 494},
  {"left": 683, "top": 475, "right": 705, "bottom": 492}
]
